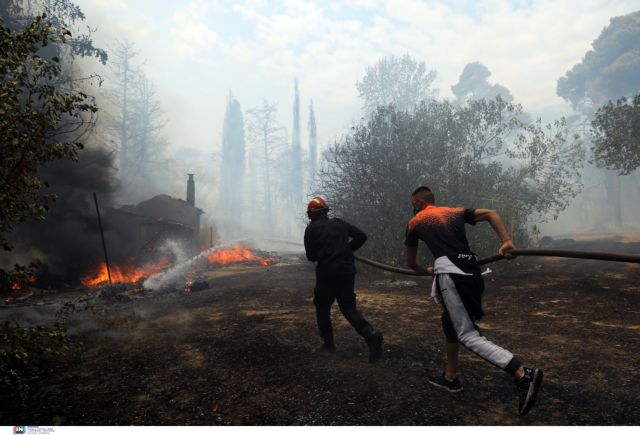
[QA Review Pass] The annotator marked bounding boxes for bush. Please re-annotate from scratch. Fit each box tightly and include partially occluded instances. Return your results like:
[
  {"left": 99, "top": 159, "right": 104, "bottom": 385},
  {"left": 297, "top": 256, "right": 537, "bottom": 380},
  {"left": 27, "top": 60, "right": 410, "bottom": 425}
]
[
  {"left": 0, "top": 321, "right": 71, "bottom": 419},
  {"left": 320, "top": 98, "right": 584, "bottom": 264}
]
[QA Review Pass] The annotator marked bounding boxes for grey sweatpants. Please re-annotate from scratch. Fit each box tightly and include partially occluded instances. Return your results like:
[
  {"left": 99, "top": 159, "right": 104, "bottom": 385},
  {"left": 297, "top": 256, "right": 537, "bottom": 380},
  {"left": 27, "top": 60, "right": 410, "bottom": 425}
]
[{"left": 436, "top": 273, "right": 521, "bottom": 376}]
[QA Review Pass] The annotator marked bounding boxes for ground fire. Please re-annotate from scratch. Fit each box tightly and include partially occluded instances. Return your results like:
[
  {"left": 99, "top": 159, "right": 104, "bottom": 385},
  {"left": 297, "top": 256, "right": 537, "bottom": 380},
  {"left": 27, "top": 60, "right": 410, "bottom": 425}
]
[
  {"left": 81, "top": 258, "right": 170, "bottom": 287},
  {"left": 78, "top": 244, "right": 272, "bottom": 291},
  {"left": 207, "top": 244, "right": 272, "bottom": 266}
]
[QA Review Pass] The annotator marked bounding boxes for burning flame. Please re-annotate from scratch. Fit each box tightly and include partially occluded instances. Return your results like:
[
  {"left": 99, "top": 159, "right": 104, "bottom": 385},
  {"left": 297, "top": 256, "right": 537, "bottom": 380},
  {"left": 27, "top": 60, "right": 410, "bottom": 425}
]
[
  {"left": 82, "top": 258, "right": 170, "bottom": 287},
  {"left": 207, "top": 244, "right": 270, "bottom": 266},
  {"left": 9, "top": 276, "right": 36, "bottom": 291},
  {"left": 5, "top": 276, "right": 36, "bottom": 304}
]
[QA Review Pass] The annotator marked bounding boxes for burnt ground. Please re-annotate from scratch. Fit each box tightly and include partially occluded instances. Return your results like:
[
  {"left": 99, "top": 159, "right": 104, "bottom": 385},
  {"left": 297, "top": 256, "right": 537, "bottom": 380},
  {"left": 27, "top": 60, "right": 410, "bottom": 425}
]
[{"left": 2, "top": 253, "right": 640, "bottom": 425}]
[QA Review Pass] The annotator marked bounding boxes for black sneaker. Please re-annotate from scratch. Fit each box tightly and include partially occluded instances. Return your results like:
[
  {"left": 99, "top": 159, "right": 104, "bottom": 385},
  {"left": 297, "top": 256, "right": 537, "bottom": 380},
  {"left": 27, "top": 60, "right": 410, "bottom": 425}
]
[
  {"left": 365, "top": 331, "right": 383, "bottom": 363},
  {"left": 428, "top": 374, "right": 464, "bottom": 393},
  {"left": 516, "top": 367, "right": 543, "bottom": 416}
]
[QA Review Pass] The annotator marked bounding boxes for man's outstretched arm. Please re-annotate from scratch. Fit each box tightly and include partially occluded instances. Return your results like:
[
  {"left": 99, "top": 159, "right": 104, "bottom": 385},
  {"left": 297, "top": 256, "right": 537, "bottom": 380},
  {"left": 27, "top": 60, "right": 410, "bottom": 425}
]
[{"left": 474, "top": 209, "right": 516, "bottom": 256}]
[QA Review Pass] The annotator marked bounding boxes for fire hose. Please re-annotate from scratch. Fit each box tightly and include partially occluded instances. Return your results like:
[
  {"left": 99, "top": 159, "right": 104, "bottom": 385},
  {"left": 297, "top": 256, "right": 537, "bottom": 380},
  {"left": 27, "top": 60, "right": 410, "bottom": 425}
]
[
  {"left": 254, "top": 239, "right": 640, "bottom": 273},
  {"left": 353, "top": 248, "right": 640, "bottom": 275}
]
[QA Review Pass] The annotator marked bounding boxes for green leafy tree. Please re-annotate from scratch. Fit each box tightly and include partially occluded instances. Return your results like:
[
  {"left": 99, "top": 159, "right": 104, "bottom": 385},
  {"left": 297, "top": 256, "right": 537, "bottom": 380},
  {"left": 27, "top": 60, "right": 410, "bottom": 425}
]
[
  {"left": 557, "top": 10, "right": 640, "bottom": 229},
  {"left": 356, "top": 54, "right": 438, "bottom": 115},
  {"left": 0, "top": 15, "right": 97, "bottom": 285},
  {"left": 557, "top": 11, "right": 640, "bottom": 108},
  {"left": 591, "top": 94, "right": 640, "bottom": 175},
  {"left": 320, "top": 99, "right": 583, "bottom": 263},
  {"left": 1, "top": 0, "right": 107, "bottom": 64}
]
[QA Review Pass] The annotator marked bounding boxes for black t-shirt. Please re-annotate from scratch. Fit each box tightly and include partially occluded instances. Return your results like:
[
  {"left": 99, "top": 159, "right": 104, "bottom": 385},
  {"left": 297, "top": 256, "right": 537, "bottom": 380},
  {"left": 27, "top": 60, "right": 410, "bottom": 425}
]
[
  {"left": 404, "top": 205, "right": 476, "bottom": 259},
  {"left": 304, "top": 216, "right": 367, "bottom": 277}
]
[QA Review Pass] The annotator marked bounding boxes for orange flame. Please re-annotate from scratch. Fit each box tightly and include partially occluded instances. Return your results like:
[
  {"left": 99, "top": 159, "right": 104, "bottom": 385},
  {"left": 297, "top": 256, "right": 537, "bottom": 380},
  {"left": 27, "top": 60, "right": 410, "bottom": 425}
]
[
  {"left": 207, "top": 244, "right": 270, "bottom": 266},
  {"left": 10, "top": 276, "right": 36, "bottom": 291},
  {"left": 82, "top": 258, "right": 170, "bottom": 287}
]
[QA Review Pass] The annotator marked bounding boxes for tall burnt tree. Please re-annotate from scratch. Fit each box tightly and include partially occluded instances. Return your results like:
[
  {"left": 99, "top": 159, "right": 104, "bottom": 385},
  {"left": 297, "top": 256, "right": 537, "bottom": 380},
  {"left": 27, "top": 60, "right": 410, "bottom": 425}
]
[
  {"left": 106, "top": 41, "right": 167, "bottom": 202},
  {"left": 107, "top": 41, "right": 139, "bottom": 194},
  {"left": 130, "top": 72, "right": 167, "bottom": 194},
  {"left": 219, "top": 91, "right": 246, "bottom": 221},
  {"left": 246, "top": 101, "right": 285, "bottom": 231}
]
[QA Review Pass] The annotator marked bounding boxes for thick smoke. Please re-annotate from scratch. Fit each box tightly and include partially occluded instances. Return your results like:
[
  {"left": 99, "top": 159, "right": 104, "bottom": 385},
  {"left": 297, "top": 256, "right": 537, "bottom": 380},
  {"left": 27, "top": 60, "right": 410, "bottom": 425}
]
[{"left": 0, "top": 146, "right": 129, "bottom": 284}]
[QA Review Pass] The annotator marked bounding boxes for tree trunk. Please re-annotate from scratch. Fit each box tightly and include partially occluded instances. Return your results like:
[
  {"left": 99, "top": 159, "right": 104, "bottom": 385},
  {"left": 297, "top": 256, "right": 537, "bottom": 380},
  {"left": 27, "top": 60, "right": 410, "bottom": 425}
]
[
  {"left": 263, "top": 129, "right": 272, "bottom": 229},
  {"left": 604, "top": 170, "right": 622, "bottom": 230}
]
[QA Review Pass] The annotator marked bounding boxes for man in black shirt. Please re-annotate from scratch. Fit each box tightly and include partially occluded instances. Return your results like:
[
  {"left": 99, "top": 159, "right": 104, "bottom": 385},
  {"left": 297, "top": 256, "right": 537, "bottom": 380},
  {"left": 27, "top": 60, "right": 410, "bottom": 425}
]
[
  {"left": 404, "top": 186, "right": 543, "bottom": 416},
  {"left": 304, "top": 197, "right": 383, "bottom": 363}
]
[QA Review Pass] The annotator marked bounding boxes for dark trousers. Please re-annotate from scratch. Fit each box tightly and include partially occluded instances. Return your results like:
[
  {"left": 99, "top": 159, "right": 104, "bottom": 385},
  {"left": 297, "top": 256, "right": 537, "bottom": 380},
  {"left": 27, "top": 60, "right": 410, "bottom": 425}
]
[
  {"left": 441, "top": 273, "right": 484, "bottom": 343},
  {"left": 313, "top": 273, "right": 370, "bottom": 342}
]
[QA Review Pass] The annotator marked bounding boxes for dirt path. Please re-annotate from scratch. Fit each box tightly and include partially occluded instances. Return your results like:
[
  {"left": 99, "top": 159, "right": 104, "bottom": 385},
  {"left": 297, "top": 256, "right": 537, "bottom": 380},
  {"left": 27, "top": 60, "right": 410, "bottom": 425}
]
[{"left": 4, "top": 258, "right": 640, "bottom": 425}]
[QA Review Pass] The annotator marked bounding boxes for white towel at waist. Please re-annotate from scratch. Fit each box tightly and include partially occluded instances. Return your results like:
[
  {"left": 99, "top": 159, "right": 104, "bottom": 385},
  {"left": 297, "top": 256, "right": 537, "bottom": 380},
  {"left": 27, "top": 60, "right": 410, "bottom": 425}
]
[{"left": 430, "top": 256, "right": 492, "bottom": 303}]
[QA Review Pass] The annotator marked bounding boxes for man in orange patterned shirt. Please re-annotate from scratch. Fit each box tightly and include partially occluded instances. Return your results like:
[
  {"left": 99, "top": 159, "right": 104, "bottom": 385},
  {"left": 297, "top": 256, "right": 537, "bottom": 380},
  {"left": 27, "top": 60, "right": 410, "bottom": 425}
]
[{"left": 404, "top": 186, "right": 542, "bottom": 416}]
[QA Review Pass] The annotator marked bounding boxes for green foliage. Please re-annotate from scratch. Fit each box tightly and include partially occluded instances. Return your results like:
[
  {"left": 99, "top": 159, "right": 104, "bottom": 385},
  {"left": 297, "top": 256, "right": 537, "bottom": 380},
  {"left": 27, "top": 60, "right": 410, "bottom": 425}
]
[
  {"left": 320, "top": 98, "right": 584, "bottom": 264},
  {"left": 557, "top": 11, "right": 640, "bottom": 106},
  {"left": 0, "top": 321, "right": 71, "bottom": 416},
  {"left": 591, "top": 94, "right": 640, "bottom": 175},
  {"left": 356, "top": 54, "right": 438, "bottom": 115},
  {"left": 0, "top": 14, "right": 97, "bottom": 253},
  {"left": 0, "top": 0, "right": 108, "bottom": 64}
]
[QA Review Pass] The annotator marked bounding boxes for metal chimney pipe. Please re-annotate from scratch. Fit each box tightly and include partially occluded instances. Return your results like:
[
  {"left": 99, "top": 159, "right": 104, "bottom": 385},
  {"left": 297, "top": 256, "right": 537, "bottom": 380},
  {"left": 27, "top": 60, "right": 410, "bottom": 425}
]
[{"left": 187, "top": 173, "right": 195, "bottom": 206}]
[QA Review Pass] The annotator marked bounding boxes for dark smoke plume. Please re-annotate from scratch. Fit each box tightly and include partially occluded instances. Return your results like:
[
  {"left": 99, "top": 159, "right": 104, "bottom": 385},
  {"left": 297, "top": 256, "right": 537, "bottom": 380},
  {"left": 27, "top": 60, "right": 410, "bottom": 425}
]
[{"left": 1, "top": 146, "right": 128, "bottom": 284}]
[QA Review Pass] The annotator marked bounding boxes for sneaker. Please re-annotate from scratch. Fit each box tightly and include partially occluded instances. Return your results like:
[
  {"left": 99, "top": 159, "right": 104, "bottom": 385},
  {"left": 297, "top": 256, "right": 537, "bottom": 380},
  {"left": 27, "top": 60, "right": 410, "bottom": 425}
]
[
  {"left": 365, "top": 331, "right": 383, "bottom": 363},
  {"left": 428, "top": 374, "right": 464, "bottom": 393},
  {"left": 516, "top": 367, "right": 543, "bottom": 416}
]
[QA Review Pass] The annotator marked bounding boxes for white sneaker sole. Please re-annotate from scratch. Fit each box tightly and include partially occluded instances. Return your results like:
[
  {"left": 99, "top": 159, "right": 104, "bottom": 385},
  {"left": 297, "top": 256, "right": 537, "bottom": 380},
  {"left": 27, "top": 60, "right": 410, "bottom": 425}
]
[{"left": 428, "top": 378, "right": 464, "bottom": 393}]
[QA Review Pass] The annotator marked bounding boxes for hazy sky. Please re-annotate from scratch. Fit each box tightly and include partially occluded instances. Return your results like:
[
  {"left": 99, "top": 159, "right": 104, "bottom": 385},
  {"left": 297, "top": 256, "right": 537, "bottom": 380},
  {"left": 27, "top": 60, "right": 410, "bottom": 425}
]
[{"left": 75, "top": 0, "right": 639, "bottom": 166}]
